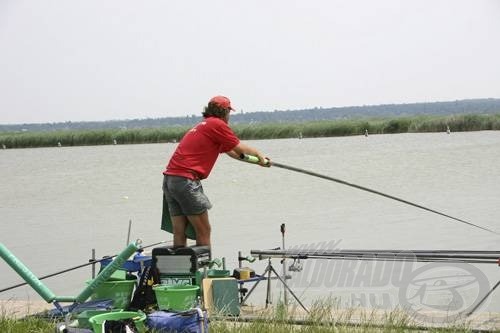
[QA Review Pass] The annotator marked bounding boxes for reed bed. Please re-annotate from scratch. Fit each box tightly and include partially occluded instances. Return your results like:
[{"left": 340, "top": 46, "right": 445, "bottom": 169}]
[{"left": 1, "top": 114, "right": 500, "bottom": 149}]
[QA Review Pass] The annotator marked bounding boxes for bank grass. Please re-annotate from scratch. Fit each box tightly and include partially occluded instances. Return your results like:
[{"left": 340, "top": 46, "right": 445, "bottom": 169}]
[
  {"left": 0, "top": 311, "right": 55, "bottom": 333},
  {"left": 0, "top": 303, "right": 481, "bottom": 333},
  {"left": 1, "top": 113, "right": 500, "bottom": 149},
  {"left": 209, "top": 298, "right": 478, "bottom": 333}
]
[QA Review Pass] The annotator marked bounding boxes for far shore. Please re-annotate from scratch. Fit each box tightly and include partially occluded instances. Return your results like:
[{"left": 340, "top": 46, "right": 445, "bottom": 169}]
[{"left": 1, "top": 113, "right": 500, "bottom": 149}]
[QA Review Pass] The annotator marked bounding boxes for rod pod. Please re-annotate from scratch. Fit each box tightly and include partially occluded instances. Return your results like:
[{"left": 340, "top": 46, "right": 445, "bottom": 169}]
[{"left": 0, "top": 240, "right": 141, "bottom": 310}]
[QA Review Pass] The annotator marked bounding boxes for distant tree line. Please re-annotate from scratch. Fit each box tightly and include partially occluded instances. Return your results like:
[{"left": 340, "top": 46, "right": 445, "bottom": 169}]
[{"left": 1, "top": 98, "right": 500, "bottom": 133}]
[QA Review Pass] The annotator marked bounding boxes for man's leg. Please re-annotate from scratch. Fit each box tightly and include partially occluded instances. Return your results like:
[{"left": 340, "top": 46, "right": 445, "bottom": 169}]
[
  {"left": 187, "top": 211, "right": 211, "bottom": 246},
  {"left": 171, "top": 215, "right": 188, "bottom": 247}
]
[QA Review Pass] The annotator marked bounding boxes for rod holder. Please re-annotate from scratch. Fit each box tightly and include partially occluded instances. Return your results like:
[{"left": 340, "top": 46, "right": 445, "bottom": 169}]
[
  {"left": 75, "top": 240, "right": 140, "bottom": 303},
  {"left": 0, "top": 242, "right": 59, "bottom": 303}
]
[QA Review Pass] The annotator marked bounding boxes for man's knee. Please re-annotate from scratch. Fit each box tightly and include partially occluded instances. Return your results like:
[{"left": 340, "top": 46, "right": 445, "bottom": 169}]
[
  {"left": 195, "top": 220, "right": 211, "bottom": 235},
  {"left": 188, "top": 213, "right": 210, "bottom": 234}
]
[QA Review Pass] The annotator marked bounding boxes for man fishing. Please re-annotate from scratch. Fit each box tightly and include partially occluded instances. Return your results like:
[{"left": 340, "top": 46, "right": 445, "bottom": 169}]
[{"left": 162, "top": 95, "right": 269, "bottom": 247}]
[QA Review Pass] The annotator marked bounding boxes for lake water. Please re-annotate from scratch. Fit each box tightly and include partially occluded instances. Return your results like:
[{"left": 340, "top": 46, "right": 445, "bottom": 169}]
[{"left": 1, "top": 131, "right": 500, "bottom": 316}]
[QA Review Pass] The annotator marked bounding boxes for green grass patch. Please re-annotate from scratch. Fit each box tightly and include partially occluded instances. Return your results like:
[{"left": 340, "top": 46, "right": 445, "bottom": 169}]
[
  {"left": 207, "top": 297, "right": 478, "bottom": 333},
  {"left": 0, "top": 305, "right": 480, "bottom": 333},
  {"left": 0, "top": 316, "right": 56, "bottom": 333}
]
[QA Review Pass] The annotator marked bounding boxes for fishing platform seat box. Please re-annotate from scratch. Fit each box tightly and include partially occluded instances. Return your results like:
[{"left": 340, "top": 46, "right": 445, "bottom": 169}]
[{"left": 152, "top": 245, "right": 211, "bottom": 286}]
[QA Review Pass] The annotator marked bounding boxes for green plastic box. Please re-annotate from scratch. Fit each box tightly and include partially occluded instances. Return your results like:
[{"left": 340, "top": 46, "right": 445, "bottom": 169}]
[
  {"left": 207, "top": 269, "right": 231, "bottom": 278},
  {"left": 212, "top": 278, "right": 240, "bottom": 316},
  {"left": 85, "top": 279, "right": 136, "bottom": 309}
]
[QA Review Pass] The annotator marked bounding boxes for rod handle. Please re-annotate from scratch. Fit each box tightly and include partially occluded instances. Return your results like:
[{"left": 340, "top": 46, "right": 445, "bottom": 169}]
[{"left": 239, "top": 154, "right": 270, "bottom": 165}]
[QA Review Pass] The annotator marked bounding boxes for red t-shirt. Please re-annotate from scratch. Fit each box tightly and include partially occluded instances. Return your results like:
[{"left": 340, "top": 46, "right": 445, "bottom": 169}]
[{"left": 164, "top": 117, "right": 240, "bottom": 180}]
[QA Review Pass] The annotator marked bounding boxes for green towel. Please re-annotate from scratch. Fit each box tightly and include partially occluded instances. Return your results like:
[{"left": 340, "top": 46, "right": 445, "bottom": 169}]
[{"left": 161, "top": 195, "right": 197, "bottom": 240}]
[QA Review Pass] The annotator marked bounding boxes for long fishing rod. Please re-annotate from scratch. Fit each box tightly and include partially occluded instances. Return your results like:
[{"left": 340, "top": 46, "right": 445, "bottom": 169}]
[
  {"left": 240, "top": 154, "right": 499, "bottom": 235},
  {"left": 0, "top": 240, "right": 169, "bottom": 294}
]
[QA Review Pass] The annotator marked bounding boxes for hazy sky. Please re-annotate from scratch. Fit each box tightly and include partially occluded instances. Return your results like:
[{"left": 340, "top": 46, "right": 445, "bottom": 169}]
[{"left": 1, "top": 1, "right": 500, "bottom": 124}]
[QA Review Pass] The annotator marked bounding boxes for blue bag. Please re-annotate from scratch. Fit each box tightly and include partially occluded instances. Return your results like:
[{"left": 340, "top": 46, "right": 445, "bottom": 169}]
[
  {"left": 146, "top": 308, "right": 208, "bottom": 333},
  {"left": 42, "top": 299, "right": 114, "bottom": 318}
]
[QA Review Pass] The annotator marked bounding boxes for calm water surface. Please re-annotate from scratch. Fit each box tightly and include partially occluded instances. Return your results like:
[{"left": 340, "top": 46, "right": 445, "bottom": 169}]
[{"left": 1, "top": 131, "right": 499, "bottom": 313}]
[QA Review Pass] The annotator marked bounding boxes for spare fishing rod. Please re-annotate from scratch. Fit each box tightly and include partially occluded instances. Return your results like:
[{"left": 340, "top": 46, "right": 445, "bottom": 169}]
[
  {"left": 239, "top": 154, "right": 499, "bottom": 236},
  {"left": 250, "top": 248, "right": 500, "bottom": 265}
]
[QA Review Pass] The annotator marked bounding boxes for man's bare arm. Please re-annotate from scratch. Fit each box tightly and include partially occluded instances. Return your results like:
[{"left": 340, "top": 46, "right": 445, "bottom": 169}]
[{"left": 226, "top": 142, "right": 269, "bottom": 166}]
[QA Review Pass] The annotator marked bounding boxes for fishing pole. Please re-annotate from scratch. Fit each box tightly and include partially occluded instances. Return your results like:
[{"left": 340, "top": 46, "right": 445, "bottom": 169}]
[
  {"left": 240, "top": 154, "right": 499, "bottom": 235},
  {"left": 0, "top": 240, "right": 169, "bottom": 294}
]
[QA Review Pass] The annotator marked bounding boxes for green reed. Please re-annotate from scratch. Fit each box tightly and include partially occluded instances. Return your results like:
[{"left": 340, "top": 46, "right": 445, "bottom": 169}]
[{"left": 1, "top": 114, "right": 499, "bottom": 149}]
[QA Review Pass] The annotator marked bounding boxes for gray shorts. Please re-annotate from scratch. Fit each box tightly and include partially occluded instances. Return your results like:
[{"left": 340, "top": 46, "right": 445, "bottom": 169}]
[{"left": 162, "top": 175, "right": 212, "bottom": 216}]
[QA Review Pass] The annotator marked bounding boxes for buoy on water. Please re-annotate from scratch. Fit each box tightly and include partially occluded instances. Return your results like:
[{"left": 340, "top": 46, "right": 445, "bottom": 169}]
[{"left": 57, "top": 142, "right": 62, "bottom": 147}]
